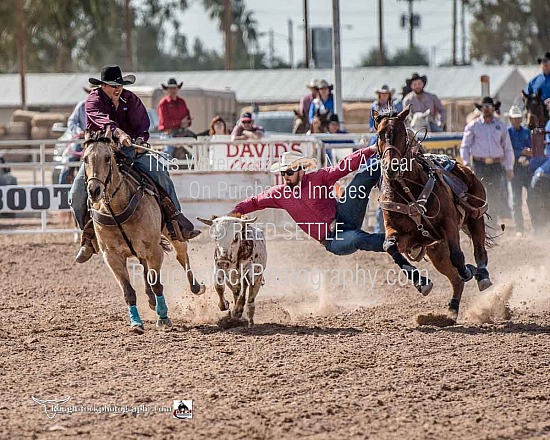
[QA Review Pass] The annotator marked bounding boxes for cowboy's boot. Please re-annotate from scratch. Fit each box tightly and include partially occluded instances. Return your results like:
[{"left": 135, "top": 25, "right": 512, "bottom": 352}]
[
  {"left": 160, "top": 195, "right": 201, "bottom": 241},
  {"left": 75, "top": 219, "right": 98, "bottom": 263}
]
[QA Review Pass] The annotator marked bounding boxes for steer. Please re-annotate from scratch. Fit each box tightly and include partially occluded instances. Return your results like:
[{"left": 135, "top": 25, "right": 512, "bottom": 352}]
[{"left": 197, "top": 215, "right": 267, "bottom": 327}]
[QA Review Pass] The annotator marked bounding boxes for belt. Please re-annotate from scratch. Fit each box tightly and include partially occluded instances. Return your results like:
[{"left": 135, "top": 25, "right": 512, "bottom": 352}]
[{"left": 472, "top": 156, "right": 502, "bottom": 165}]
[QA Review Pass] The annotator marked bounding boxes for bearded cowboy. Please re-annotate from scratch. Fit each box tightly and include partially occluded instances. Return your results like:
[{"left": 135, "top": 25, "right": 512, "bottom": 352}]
[
  {"left": 69, "top": 65, "right": 200, "bottom": 264},
  {"left": 227, "top": 148, "right": 433, "bottom": 295}
]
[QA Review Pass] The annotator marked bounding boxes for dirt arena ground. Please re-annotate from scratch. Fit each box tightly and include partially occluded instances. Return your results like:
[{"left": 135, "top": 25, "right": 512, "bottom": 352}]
[{"left": 1, "top": 228, "right": 550, "bottom": 439}]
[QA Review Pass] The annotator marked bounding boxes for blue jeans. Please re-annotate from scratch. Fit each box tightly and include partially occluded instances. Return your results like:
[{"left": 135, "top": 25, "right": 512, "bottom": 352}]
[
  {"left": 325, "top": 156, "right": 384, "bottom": 255},
  {"left": 69, "top": 147, "right": 180, "bottom": 229}
]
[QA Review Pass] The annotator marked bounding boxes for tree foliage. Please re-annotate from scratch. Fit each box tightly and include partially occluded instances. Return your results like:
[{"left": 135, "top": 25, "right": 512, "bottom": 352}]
[
  {"left": 468, "top": 0, "right": 550, "bottom": 64},
  {"left": 360, "top": 46, "right": 428, "bottom": 67}
]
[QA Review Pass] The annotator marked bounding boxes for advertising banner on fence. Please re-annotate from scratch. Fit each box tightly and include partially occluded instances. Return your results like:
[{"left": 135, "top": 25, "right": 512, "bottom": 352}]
[
  {"left": 0, "top": 185, "right": 71, "bottom": 212},
  {"left": 207, "top": 138, "right": 316, "bottom": 171}
]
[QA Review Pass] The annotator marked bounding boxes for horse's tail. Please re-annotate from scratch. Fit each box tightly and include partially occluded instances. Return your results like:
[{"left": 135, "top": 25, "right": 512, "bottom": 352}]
[
  {"left": 160, "top": 236, "right": 173, "bottom": 253},
  {"left": 483, "top": 213, "right": 500, "bottom": 249}
]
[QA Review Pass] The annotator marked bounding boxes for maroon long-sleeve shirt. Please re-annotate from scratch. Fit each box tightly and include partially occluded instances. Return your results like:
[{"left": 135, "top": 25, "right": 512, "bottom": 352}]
[
  {"left": 85, "top": 88, "right": 150, "bottom": 141},
  {"left": 234, "top": 147, "right": 375, "bottom": 241}
]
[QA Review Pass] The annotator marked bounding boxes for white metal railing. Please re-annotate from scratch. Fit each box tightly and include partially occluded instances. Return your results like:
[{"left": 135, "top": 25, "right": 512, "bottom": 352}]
[{"left": 0, "top": 132, "right": 463, "bottom": 235}]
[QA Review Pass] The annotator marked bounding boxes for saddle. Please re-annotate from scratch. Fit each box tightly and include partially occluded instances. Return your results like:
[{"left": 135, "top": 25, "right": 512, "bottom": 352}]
[
  {"left": 91, "top": 151, "right": 183, "bottom": 240},
  {"left": 418, "top": 153, "right": 487, "bottom": 220}
]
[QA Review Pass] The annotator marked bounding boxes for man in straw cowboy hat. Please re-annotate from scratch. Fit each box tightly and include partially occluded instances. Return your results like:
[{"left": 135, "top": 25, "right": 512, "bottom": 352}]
[
  {"left": 228, "top": 147, "right": 433, "bottom": 295},
  {"left": 299, "top": 78, "right": 319, "bottom": 119},
  {"left": 506, "top": 105, "right": 533, "bottom": 236},
  {"left": 402, "top": 73, "right": 446, "bottom": 131},
  {"left": 69, "top": 65, "right": 200, "bottom": 263}
]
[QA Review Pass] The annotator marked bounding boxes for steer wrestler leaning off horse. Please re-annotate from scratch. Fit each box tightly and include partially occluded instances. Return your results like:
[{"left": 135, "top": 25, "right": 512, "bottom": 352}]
[
  {"left": 228, "top": 147, "right": 434, "bottom": 295},
  {"left": 69, "top": 65, "right": 200, "bottom": 263}
]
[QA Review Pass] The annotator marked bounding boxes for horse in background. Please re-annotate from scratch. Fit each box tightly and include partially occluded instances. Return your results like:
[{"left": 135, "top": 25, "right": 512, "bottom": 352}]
[
  {"left": 292, "top": 110, "right": 309, "bottom": 134},
  {"left": 82, "top": 130, "right": 205, "bottom": 333},
  {"left": 310, "top": 110, "right": 331, "bottom": 133},
  {"left": 374, "top": 105, "right": 493, "bottom": 324},
  {"left": 523, "top": 89, "right": 549, "bottom": 129},
  {"left": 408, "top": 109, "right": 432, "bottom": 132}
]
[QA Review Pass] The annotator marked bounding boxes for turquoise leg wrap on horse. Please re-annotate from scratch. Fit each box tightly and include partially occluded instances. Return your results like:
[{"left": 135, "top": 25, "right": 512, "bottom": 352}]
[
  {"left": 155, "top": 295, "right": 168, "bottom": 319},
  {"left": 128, "top": 305, "right": 143, "bottom": 328}
]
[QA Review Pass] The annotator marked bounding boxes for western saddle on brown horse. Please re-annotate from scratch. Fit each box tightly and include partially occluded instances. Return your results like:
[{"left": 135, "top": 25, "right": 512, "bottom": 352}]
[{"left": 374, "top": 105, "right": 493, "bottom": 321}]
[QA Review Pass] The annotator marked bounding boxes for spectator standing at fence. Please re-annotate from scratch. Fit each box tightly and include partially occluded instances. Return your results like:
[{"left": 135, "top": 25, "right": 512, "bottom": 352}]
[
  {"left": 157, "top": 78, "right": 192, "bottom": 134},
  {"left": 231, "top": 112, "right": 264, "bottom": 141},
  {"left": 524, "top": 52, "right": 550, "bottom": 103},
  {"left": 209, "top": 115, "right": 229, "bottom": 136},
  {"left": 402, "top": 73, "right": 446, "bottom": 132},
  {"left": 308, "top": 80, "right": 334, "bottom": 124},
  {"left": 369, "top": 85, "right": 403, "bottom": 132},
  {"left": 59, "top": 85, "right": 93, "bottom": 184},
  {"left": 460, "top": 97, "right": 514, "bottom": 226},
  {"left": 506, "top": 105, "right": 533, "bottom": 236}
]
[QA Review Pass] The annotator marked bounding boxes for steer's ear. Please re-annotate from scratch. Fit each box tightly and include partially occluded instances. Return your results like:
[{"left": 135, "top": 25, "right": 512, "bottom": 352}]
[{"left": 196, "top": 216, "right": 213, "bottom": 226}]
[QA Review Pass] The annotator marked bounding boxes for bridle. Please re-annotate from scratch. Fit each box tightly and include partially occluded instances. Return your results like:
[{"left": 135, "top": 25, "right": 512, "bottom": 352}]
[
  {"left": 84, "top": 139, "right": 125, "bottom": 204},
  {"left": 376, "top": 117, "right": 411, "bottom": 179}
]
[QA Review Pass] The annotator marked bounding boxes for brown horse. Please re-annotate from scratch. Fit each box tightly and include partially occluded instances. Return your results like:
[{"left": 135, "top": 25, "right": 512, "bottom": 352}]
[
  {"left": 523, "top": 89, "right": 549, "bottom": 129},
  {"left": 310, "top": 110, "right": 331, "bottom": 134},
  {"left": 292, "top": 110, "right": 309, "bottom": 134},
  {"left": 373, "top": 106, "right": 492, "bottom": 321},
  {"left": 83, "top": 130, "right": 205, "bottom": 333}
]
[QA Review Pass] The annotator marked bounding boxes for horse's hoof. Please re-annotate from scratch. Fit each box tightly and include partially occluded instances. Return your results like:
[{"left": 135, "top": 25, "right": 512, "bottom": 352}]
[
  {"left": 219, "top": 300, "right": 230, "bottom": 311},
  {"left": 192, "top": 283, "right": 206, "bottom": 296},
  {"left": 415, "top": 280, "right": 433, "bottom": 296},
  {"left": 130, "top": 325, "right": 144, "bottom": 334},
  {"left": 477, "top": 277, "right": 493, "bottom": 291},
  {"left": 156, "top": 317, "right": 173, "bottom": 331},
  {"left": 460, "top": 264, "right": 476, "bottom": 282}
]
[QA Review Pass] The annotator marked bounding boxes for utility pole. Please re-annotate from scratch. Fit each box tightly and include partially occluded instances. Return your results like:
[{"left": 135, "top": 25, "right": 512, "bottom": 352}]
[
  {"left": 377, "top": 0, "right": 384, "bottom": 66},
  {"left": 452, "top": 0, "right": 457, "bottom": 65},
  {"left": 288, "top": 18, "right": 294, "bottom": 67},
  {"left": 332, "top": 0, "right": 343, "bottom": 120},
  {"left": 125, "top": 0, "right": 133, "bottom": 71},
  {"left": 303, "top": 0, "right": 310, "bottom": 68},
  {"left": 269, "top": 28, "right": 275, "bottom": 67},
  {"left": 399, "top": 0, "right": 421, "bottom": 49},
  {"left": 461, "top": 0, "right": 466, "bottom": 64},
  {"left": 16, "top": 0, "right": 26, "bottom": 110},
  {"left": 224, "top": 0, "right": 232, "bottom": 70}
]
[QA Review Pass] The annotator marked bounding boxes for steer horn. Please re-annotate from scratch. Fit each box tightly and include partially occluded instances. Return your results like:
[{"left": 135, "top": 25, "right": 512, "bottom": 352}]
[
  {"left": 240, "top": 217, "right": 257, "bottom": 223},
  {"left": 196, "top": 216, "right": 213, "bottom": 226}
]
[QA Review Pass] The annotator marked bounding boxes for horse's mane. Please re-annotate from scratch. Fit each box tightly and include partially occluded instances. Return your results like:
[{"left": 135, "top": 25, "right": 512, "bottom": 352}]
[{"left": 83, "top": 130, "right": 116, "bottom": 149}]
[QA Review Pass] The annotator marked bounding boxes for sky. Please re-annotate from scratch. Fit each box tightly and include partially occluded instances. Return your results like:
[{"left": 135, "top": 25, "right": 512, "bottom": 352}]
[{"left": 177, "top": 0, "right": 472, "bottom": 67}]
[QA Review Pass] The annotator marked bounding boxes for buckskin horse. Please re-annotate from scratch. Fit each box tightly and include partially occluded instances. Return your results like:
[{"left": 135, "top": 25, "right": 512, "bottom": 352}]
[
  {"left": 373, "top": 106, "right": 493, "bottom": 322},
  {"left": 82, "top": 130, "right": 205, "bottom": 333}
]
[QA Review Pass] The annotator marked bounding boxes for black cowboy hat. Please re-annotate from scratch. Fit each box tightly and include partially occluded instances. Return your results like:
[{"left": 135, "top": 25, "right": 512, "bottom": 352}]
[
  {"left": 474, "top": 96, "right": 501, "bottom": 111},
  {"left": 89, "top": 65, "right": 136, "bottom": 86},
  {"left": 537, "top": 52, "right": 550, "bottom": 63},
  {"left": 406, "top": 72, "right": 427, "bottom": 86},
  {"left": 328, "top": 113, "right": 340, "bottom": 123},
  {"left": 161, "top": 77, "right": 183, "bottom": 89}
]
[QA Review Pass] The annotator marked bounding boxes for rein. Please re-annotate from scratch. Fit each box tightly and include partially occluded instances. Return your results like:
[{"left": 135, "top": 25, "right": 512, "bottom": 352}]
[
  {"left": 376, "top": 117, "right": 440, "bottom": 241},
  {"left": 85, "top": 140, "right": 140, "bottom": 258}
]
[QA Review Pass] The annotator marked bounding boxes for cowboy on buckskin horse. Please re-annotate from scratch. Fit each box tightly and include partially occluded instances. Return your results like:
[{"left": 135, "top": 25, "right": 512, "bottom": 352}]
[{"left": 69, "top": 65, "right": 200, "bottom": 263}]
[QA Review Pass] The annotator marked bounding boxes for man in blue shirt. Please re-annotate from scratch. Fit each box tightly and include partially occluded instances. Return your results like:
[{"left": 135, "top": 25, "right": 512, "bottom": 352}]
[
  {"left": 527, "top": 106, "right": 550, "bottom": 236},
  {"left": 506, "top": 106, "right": 533, "bottom": 236},
  {"left": 524, "top": 52, "right": 550, "bottom": 103}
]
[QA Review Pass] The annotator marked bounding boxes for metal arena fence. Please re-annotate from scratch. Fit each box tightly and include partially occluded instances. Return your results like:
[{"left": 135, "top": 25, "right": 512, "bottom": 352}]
[{"left": 0, "top": 134, "right": 379, "bottom": 235}]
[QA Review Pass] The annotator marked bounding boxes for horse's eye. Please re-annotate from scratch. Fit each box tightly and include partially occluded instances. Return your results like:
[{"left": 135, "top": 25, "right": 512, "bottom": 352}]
[
  {"left": 83, "top": 156, "right": 88, "bottom": 163},
  {"left": 104, "top": 155, "right": 110, "bottom": 163}
]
